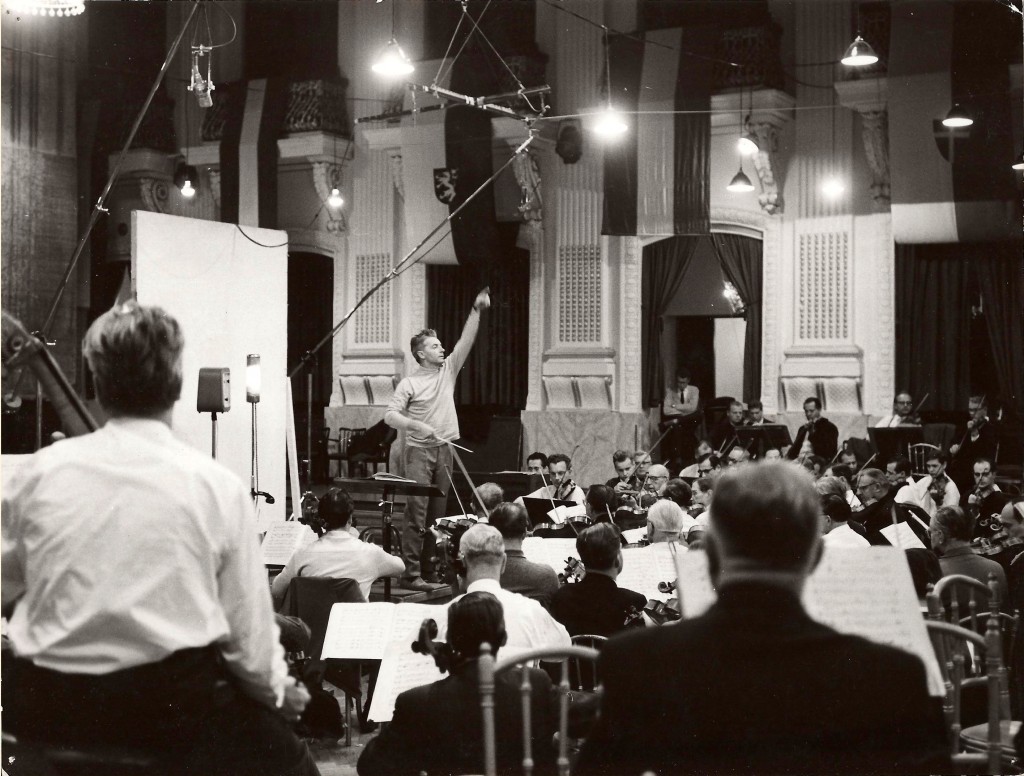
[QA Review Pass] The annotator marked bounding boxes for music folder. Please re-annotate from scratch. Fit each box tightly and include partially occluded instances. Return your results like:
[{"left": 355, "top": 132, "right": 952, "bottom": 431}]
[
  {"left": 868, "top": 427, "right": 924, "bottom": 463},
  {"left": 521, "top": 497, "right": 577, "bottom": 528},
  {"left": 736, "top": 424, "right": 792, "bottom": 457}
]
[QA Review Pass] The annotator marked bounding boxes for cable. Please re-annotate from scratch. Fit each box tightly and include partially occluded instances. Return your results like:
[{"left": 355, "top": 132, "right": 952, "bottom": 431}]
[
  {"left": 435, "top": 0, "right": 492, "bottom": 85},
  {"left": 235, "top": 225, "right": 289, "bottom": 249},
  {"left": 433, "top": 3, "right": 467, "bottom": 85}
]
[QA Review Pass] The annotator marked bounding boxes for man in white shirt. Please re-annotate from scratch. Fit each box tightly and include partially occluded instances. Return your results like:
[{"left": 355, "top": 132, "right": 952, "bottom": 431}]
[
  {"left": 1, "top": 302, "right": 317, "bottom": 775},
  {"left": 913, "top": 450, "right": 961, "bottom": 517},
  {"left": 272, "top": 488, "right": 405, "bottom": 604},
  {"left": 875, "top": 392, "right": 921, "bottom": 428},
  {"left": 520, "top": 452, "right": 586, "bottom": 505},
  {"left": 886, "top": 456, "right": 919, "bottom": 506},
  {"left": 662, "top": 370, "right": 701, "bottom": 468},
  {"left": 441, "top": 525, "right": 570, "bottom": 650},
  {"left": 821, "top": 495, "right": 869, "bottom": 549}
]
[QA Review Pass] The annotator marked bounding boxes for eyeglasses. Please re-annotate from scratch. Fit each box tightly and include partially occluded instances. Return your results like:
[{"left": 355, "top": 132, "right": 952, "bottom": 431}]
[{"left": 974, "top": 471, "right": 992, "bottom": 478}]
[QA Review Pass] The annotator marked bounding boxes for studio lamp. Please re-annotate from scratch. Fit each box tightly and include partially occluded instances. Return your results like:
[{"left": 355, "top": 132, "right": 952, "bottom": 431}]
[
  {"left": 174, "top": 162, "right": 197, "bottom": 198},
  {"left": 942, "top": 104, "right": 973, "bottom": 129},
  {"left": 246, "top": 354, "right": 261, "bottom": 403},
  {"left": 738, "top": 128, "right": 759, "bottom": 156},
  {"left": 328, "top": 188, "right": 344, "bottom": 208},
  {"left": 840, "top": 35, "right": 878, "bottom": 67},
  {"left": 593, "top": 107, "right": 628, "bottom": 138},
  {"left": 726, "top": 164, "right": 755, "bottom": 193},
  {"left": 372, "top": 38, "right": 414, "bottom": 77}
]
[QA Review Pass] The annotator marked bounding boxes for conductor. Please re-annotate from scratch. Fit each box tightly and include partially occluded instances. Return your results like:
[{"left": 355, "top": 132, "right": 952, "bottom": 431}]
[{"left": 385, "top": 287, "right": 491, "bottom": 591}]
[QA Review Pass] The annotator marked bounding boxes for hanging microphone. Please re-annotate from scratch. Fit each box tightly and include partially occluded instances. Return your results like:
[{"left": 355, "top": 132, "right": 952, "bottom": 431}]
[
  {"left": 252, "top": 489, "right": 276, "bottom": 505},
  {"left": 190, "top": 46, "right": 214, "bottom": 108}
]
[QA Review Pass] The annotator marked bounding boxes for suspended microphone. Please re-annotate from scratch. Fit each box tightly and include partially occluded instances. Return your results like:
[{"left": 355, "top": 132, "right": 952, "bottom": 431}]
[{"left": 252, "top": 489, "right": 275, "bottom": 505}]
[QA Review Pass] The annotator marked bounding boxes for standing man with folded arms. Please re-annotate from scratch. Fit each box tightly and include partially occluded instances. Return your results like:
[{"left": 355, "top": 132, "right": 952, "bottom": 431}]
[{"left": 385, "top": 287, "right": 491, "bottom": 591}]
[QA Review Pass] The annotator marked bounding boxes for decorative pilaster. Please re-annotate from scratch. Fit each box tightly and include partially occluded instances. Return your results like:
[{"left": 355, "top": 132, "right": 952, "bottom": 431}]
[
  {"left": 868, "top": 213, "right": 895, "bottom": 416},
  {"left": 387, "top": 151, "right": 404, "bottom": 199},
  {"left": 620, "top": 236, "right": 643, "bottom": 412},
  {"left": 834, "top": 77, "right": 891, "bottom": 211},
  {"left": 760, "top": 215, "right": 783, "bottom": 415}
]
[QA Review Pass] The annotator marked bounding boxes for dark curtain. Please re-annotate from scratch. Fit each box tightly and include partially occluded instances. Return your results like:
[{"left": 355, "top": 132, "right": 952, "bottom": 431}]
[
  {"left": 711, "top": 234, "right": 763, "bottom": 404},
  {"left": 642, "top": 237, "right": 701, "bottom": 407},
  {"left": 895, "top": 244, "right": 972, "bottom": 411},
  {"left": 427, "top": 230, "right": 530, "bottom": 409},
  {"left": 975, "top": 244, "right": 1024, "bottom": 417}
]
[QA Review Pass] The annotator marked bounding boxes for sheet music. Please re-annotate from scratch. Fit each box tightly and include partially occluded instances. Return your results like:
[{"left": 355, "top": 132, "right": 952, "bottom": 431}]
[
  {"left": 879, "top": 521, "right": 926, "bottom": 550},
  {"left": 368, "top": 643, "right": 534, "bottom": 723},
  {"left": 320, "top": 602, "right": 437, "bottom": 660},
  {"left": 521, "top": 537, "right": 579, "bottom": 574},
  {"left": 674, "top": 547, "right": 943, "bottom": 696},
  {"left": 260, "top": 521, "right": 317, "bottom": 566},
  {"left": 618, "top": 543, "right": 683, "bottom": 601},
  {"left": 620, "top": 527, "right": 648, "bottom": 545}
]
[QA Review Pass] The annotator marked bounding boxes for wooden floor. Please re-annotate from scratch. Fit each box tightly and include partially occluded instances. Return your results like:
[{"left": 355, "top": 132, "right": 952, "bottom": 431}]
[{"left": 308, "top": 728, "right": 376, "bottom": 776}]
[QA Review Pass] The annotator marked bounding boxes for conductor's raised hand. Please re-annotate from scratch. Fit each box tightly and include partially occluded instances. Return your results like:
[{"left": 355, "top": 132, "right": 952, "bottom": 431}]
[{"left": 473, "top": 287, "right": 491, "bottom": 311}]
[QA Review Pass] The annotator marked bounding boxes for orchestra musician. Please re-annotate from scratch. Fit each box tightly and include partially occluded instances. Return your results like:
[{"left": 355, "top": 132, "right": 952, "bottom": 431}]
[
  {"left": 605, "top": 449, "right": 641, "bottom": 507},
  {"left": 1, "top": 302, "right": 318, "bottom": 776},
  {"left": 489, "top": 502, "right": 559, "bottom": 608},
  {"left": 961, "top": 457, "right": 1010, "bottom": 537},
  {"left": 786, "top": 398, "right": 839, "bottom": 462},
  {"left": 949, "top": 395, "right": 998, "bottom": 494},
  {"left": 874, "top": 392, "right": 922, "bottom": 427},
  {"left": 525, "top": 451, "right": 548, "bottom": 476},
  {"left": 744, "top": 400, "right": 770, "bottom": 426},
  {"left": 709, "top": 401, "right": 746, "bottom": 457},
  {"left": 549, "top": 523, "right": 648, "bottom": 637},
  {"left": 521, "top": 452, "right": 586, "bottom": 505},
  {"left": 912, "top": 450, "right": 960, "bottom": 518}
]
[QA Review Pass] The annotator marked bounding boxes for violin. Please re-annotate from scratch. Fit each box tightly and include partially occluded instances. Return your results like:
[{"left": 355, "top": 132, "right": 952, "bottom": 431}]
[
  {"left": 411, "top": 618, "right": 454, "bottom": 674},
  {"left": 623, "top": 605, "right": 646, "bottom": 628},
  {"left": 657, "top": 580, "right": 677, "bottom": 595},
  {"left": 428, "top": 518, "right": 476, "bottom": 585},
  {"left": 644, "top": 599, "right": 682, "bottom": 625},
  {"left": 558, "top": 557, "right": 584, "bottom": 584}
]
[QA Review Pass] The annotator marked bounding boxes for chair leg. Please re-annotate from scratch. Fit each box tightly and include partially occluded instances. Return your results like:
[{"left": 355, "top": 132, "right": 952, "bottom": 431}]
[{"left": 344, "top": 692, "right": 352, "bottom": 747}]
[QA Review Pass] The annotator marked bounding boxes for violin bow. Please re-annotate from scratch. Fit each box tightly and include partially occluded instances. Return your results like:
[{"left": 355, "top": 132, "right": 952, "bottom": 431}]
[
  {"left": 853, "top": 453, "right": 877, "bottom": 479},
  {"left": 446, "top": 442, "right": 489, "bottom": 517}
]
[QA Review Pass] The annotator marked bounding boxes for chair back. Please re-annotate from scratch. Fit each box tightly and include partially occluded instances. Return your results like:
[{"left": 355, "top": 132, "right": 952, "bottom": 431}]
[
  {"left": 923, "top": 423, "right": 957, "bottom": 453},
  {"left": 326, "top": 426, "right": 360, "bottom": 479},
  {"left": 704, "top": 396, "right": 736, "bottom": 432},
  {"left": 926, "top": 618, "right": 1008, "bottom": 773},
  {"left": 908, "top": 442, "right": 941, "bottom": 478},
  {"left": 279, "top": 577, "right": 364, "bottom": 661},
  {"left": 479, "top": 644, "right": 600, "bottom": 776},
  {"left": 569, "top": 634, "right": 607, "bottom": 692}
]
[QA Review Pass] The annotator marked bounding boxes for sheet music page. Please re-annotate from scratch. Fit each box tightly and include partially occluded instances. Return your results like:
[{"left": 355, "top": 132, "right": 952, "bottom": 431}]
[
  {"left": 261, "top": 521, "right": 317, "bottom": 565},
  {"left": 321, "top": 602, "right": 439, "bottom": 660},
  {"left": 618, "top": 543, "right": 684, "bottom": 601},
  {"left": 673, "top": 547, "right": 943, "bottom": 696},
  {"left": 389, "top": 603, "right": 443, "bottom": 648},
  {"left": 368, "top": 639, "right": 447, "bottom": 722},
  {"left": 522, "top": 537, "right": 579, "bottom": 574},
  {"left": 879, "top": 521, "right": 926, "bottom": 550},
  {"left": 547, "top": 505, "right": 567, "bottom": 524},
  {"left": 620, "top": 527, "right": 648, "bottom": 545}
]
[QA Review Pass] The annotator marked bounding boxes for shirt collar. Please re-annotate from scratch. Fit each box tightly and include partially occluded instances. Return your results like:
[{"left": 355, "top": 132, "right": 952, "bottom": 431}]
[
  {"left": 466, "top": 578, "right": 502, "bottom": 596},
  {"left": 107, "top": 416, "right": 175, "bottom": 442},
  {"left": 941, "top": 545, "right": 977, "bottom": 558},
  {"left": 505, "top": 549, "right": 525, "bottom": 558}
]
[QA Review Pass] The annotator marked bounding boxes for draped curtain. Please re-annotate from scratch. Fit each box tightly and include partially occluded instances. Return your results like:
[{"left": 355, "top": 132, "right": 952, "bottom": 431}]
[
  {"left": 426, "top": 233, "right": 530, "bottom": 409},
  {"left": 711, "top": 234, "right": 763, "bottom": 404},
  {"left": 975, "top": 244, "right": 1024, "bottom": 418},
  {"left": 895, "top": 244, "right": 972, "bottom": 410},
  {"left": 642, "top": 237, "right": 701, "bottom": 407}
]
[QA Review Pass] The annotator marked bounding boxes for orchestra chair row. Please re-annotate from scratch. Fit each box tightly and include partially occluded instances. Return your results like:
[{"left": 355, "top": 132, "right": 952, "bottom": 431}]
[
  {"left": 325, "top": 423, "right": 397, "bottom": 479},
  {"left": 478, "top": 644, "right": 602, "bottom": 776},
  {"left": 926, "top": 574, "right": 1021, "bottom": 773},
  {"left": 278, "top": 576, "right": 367, "bottom": 746}
]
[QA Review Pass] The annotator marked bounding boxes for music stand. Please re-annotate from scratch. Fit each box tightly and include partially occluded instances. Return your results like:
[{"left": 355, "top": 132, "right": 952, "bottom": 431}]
[
  {"left": 332, "top": 476, "right": 443, "bottom": 602},
  {"left": 521, "top": 497, "right": 577, "bottom": 529},
  {"left": 868, "top": 427, "right": 924, "bottom": 464},
  {"left": 736, "top": 424, "right": 793, "bottom": 458}
]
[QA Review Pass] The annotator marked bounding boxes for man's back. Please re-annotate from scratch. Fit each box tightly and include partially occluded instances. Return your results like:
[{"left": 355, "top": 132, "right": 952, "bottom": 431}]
[
  {"left": 501, "top": 551, "right": 559, "bottom": 608},
  {"left": 577, "top": 583, "right": 947, "bottom": 775},
  {"left": 938, "top": 545, "right": 1008, "bottom": 610},
  {"left": 549, "top": 574, "right": 646, "bottom": 637}
]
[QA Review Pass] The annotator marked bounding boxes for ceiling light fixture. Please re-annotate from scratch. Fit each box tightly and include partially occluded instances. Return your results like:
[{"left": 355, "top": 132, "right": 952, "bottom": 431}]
[
  {"left": 372, "top": 2, "right": 414, "bottom": 78},
  {"left": 5, "top": 0, "right": 84, "bottom": 16},
  {"left": 726, "top": 165, "right": 755, "bottom": 193},
  {"left": 840, "top": 35, "right": 878, "bottom": 67},
  {"left": 942, "top": 104, "right": 973, "bottom": 128},
  {"left": 593, "top": 26, "right": 628, "bottom": 139},
  {"left": 328, "top": 188, "right": 344, "bottom": 208}
]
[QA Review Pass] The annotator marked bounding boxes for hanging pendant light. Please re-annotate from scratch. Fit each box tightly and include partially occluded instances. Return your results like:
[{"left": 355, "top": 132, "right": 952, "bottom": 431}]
[
  {"left": 738, "top": 126, "right": 759, "bottom": 156},
  {"left": 594, "top": 107, "right": 628, "bottom": 138},
  {"left": 328, "top": 188, "right": 344, "bottom": 208},
  {"left": 372, "top": 37, "right": 414, "bottom": 77},
  {"left": 174, "top": 162, "right": 197, "bottom": 199},
  {"left": 841, "top": 35, "right": 879, "bottom": 67},
  {"left": 726, "top": 164, "right": 755, "bottom": 193},
  {"left": 942, "top": 104, "right": 973, "bottom": 128}
]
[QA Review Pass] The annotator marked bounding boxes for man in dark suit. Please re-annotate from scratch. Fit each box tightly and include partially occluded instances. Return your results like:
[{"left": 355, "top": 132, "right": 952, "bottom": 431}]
[
  {"left": 490, "top": 502, "right": 559, "bottom": 608},
  {"left": 357, "top": 591, "right": 557, "bottom": 776},
  {"left": 786, "top": 397, "right": 839, "bottom": 461},
  {"left": 549, "top": 523, "right": 647, "bottom": 636},
  {"left": 855, "top": 467, "right": 932, "bottom": 546},
  {"left": 577, "top": 462, "right": 949, "bottom": 776}
]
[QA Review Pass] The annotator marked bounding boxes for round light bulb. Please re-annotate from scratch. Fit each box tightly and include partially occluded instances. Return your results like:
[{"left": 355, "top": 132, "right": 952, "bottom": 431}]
[
  {"left": 841, "top": 36, "right": 879, "bottom": 67},
  {"left": 593, "top": 107, "right": 628, "bottom": 138},
  {"left": 328, "top": 188, "right": 344, "bottom": 208},
  {"left": 942, "top": 104, "right": 973, "bottom": 128},
  {"left": 372, "top": 39, "right": 415, "bottom": 78},
  {"left": 821, "top": 177, "right": 845, "bottom": 199},
  {"left": 180, "top": 178, "right": 196, "bottom": 198},
  {"left": 737, "top": 134, "right": 759, "bottom": 156}
]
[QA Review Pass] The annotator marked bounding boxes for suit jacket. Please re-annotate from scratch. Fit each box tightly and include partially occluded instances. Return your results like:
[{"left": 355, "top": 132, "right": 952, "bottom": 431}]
[
  {"left": 858, "top": 492, "right": 931, "bottom": 546},
  {"left": 576, "top": 582, "right": 949, "bottom": 776},
  {"left": 358, "top": 660, "right": 557, "bottom": 776},
  {"left": 549, "top": 573, "right": 647, "bottom": 637},
  {"left": 501, "top": 550, "right": 560, "bottom": 609},
  {"left": 785, "top": 418, "right": 839, "bottom": 460},
  {"left": 709, "top": 418, "right": 743, "bottom": 456}
]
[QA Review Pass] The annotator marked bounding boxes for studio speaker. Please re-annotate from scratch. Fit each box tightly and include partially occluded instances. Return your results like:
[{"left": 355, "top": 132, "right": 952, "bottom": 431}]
[{"left": 197, "top": 368, "right": 231, "bottom": 413}]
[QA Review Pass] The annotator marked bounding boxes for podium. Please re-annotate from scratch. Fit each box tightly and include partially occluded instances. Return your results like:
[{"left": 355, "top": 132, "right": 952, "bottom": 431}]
[{"left": 332, "top": 475, "right": 444, "bottom": 601}]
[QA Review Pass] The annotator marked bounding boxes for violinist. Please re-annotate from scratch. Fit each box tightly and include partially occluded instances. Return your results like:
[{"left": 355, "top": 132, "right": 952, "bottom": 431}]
[
  {"left": 949, "top": 395, "right": 998, "bottom": 493},
  {"left": 786, "top": 398, "right": 839, "bottom": 462},
  {"left": 521, "top": 452, "right": 585, "bottom": 505},
  {"left": 605, "top": 449, "right": 641, "bottom": 507},
  {"left": 549, "top": 523, "right": 648, "bottom": 637},
  {"left": 647, "top": 499, "right": 695, "bottom": 544},
  {"left": 961, "top": 458, "right": 1010, "bottom": 536},
  {"left": 745, "top": 400, "right": 771, "bottom": 426},
  {"left": 710, "top": 401, "right": 746, "bottom": 457},
  {"left": 357, "top": 592, "right": 560, "bottom": 776},
  {"left": 874, "top": 392, "right": 921, "bottom": 428},
  {"left": 911, "top": 450, "right": 960, "bottom": 518}
]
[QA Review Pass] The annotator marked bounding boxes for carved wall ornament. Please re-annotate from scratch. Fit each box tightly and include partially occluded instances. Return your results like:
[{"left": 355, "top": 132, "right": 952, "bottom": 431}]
[
  {"left": 747, "top": 121, "right": 782, "bottom": 215},
  {"left": 312, "top": 162, "right": 346, "bottom": 232},
  {"left": 860, "top": 110, "right": 891, "bottom": 209},
  {"left": 388, "top": 151, "right": 404, "bottom": 199}
]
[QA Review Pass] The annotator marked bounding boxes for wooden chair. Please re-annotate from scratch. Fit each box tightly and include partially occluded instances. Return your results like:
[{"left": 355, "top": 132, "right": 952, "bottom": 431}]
[
  {"left": 928, "top": 573, "right": 1019, "bottom": 664},
  {"left": 926, "top": 618, "right": 1015, "bottom": 773},
  {"left": 908, "top": 442, "right": 941, "bottom": 478},
  {"left": 347, "top": 421, "right": 397, "bottom": 477},
  {"left": 278, "top": 577, "right": 367, "bottom": 744},
  {"left": 568, "top": 634, "right": 606, "bottom": 692},
  {"left": 325, "top": 426, "right": 361, "bottom": 480},
  {"left": 479, "top": 644, "right": 601, "bottom": 776}
]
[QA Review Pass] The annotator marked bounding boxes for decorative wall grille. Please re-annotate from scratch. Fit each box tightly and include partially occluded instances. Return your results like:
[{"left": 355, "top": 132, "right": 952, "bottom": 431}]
[
  {"left": 558, "top": 244, "right": 602, "bottom": 343},
  {"left": 353, "top": 253, "right": 391, "bottom": 344},
  {"left": 797, "top": 230, "right": 850, "bottom": 342}
]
